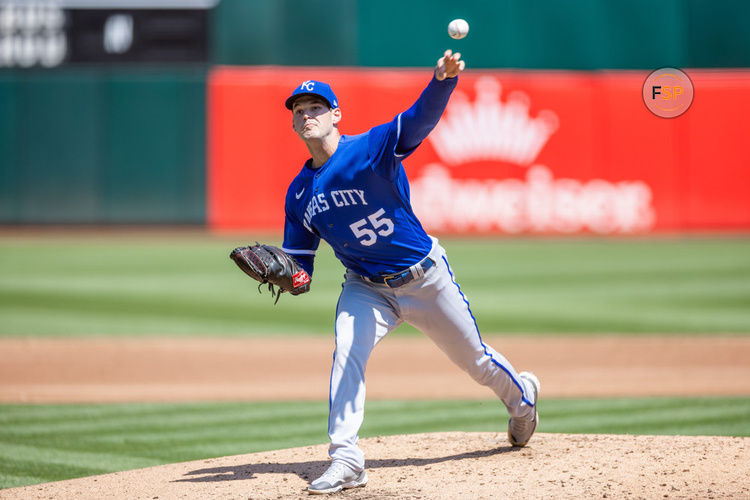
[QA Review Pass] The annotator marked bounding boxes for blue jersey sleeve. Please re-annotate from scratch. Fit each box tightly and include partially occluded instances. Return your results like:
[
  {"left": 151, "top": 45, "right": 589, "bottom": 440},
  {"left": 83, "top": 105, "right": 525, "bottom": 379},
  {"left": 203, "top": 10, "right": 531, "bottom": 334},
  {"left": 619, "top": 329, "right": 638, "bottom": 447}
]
[
  {"left": 282, "top": 202, "right": 320, "bottom": 276},
  {"left": 367, "top": 75, "right": 458, "bottom": 179},
  {"left": 396, "top": 75, "right": 458, "bottom": 154}
]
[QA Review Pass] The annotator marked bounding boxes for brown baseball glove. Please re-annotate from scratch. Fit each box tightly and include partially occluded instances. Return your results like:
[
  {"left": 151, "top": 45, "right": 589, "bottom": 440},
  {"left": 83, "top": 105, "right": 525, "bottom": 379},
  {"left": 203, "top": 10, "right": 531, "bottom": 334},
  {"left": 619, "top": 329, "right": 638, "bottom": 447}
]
[{"left": 229, "top": 243, "right": 311, "bottom": 303}]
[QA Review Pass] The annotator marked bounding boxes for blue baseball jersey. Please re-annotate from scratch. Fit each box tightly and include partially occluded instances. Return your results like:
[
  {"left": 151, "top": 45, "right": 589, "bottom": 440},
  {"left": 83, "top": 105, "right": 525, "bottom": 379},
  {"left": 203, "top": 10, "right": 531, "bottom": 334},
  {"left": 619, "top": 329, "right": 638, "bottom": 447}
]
[{"left": 283, "top": 76, "right": 456, "bottom": 278}]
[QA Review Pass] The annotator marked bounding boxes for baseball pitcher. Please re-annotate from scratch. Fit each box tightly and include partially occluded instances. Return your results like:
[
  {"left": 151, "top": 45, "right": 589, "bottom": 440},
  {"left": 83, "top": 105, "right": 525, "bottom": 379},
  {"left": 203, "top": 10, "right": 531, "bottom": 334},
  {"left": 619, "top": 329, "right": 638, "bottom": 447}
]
[{"left": 231, "top": 50, "right": 540, "bottom": 495}]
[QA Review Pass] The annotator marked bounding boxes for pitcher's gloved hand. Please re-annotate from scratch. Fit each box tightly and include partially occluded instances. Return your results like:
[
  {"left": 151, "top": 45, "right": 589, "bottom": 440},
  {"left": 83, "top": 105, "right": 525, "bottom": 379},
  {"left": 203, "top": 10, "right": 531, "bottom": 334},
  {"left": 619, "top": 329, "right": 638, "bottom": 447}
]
[{"left": 230, "top": 243, "right": 311, "bottom": 303}]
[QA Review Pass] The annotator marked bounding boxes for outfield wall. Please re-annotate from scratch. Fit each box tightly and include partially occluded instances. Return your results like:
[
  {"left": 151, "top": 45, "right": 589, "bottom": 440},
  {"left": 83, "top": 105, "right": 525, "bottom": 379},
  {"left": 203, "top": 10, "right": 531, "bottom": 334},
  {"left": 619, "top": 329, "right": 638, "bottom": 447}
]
[
  {"left": 208, "top": 67, "right": 750, "bottom": 235},
  {"left": 1, "top": 0, "right": 749, "bottom": 226},
  {"left": 0, "top": 69, "right": 206, "bottom": 224}
]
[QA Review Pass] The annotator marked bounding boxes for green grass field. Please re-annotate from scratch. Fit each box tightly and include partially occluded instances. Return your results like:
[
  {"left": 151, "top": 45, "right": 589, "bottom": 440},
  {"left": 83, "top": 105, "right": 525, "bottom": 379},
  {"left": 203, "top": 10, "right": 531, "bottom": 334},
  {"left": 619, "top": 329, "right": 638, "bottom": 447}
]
[
  {"left": 1, "top": 397, "right": 749, "bottom": 489},
  {"left": 1, "top": 233, "right": 749, "bottom": 490},
  {"left": 1, "top": 234, "right": 749, "bottom": 335}
]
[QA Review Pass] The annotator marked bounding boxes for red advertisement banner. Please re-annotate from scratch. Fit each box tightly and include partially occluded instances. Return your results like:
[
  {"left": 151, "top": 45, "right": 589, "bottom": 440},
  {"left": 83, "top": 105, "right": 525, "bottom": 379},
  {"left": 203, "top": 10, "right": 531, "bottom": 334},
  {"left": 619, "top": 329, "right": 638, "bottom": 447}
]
[{"left": 208, "top": 67, "right": 750, "bottom": 234}]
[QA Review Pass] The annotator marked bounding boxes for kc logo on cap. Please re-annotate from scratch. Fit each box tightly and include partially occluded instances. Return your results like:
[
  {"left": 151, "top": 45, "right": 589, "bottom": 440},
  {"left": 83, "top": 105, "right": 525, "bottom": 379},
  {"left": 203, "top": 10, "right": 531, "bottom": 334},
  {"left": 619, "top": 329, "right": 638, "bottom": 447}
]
[{"left": 285, "top": 79, "right": 339, "bottom": 110}]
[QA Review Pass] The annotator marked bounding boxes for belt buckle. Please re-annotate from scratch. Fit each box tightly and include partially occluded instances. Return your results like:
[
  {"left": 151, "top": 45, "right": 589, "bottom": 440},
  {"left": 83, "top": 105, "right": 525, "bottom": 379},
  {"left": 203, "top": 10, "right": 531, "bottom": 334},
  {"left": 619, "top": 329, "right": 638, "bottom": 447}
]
[
  {"left": 383, "top": 272, "right": 402, "bottom": 288},
  {"left": 382, "top": 269, "right": 408, "bottom": 288}
]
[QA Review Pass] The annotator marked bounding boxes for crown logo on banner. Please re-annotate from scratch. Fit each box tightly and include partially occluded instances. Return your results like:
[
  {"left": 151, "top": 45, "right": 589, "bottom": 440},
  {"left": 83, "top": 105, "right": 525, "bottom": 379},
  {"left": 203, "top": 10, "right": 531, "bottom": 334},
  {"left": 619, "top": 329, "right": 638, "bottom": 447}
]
[{"left": 428, "top": 76, "right": 559, "bottom": 166}]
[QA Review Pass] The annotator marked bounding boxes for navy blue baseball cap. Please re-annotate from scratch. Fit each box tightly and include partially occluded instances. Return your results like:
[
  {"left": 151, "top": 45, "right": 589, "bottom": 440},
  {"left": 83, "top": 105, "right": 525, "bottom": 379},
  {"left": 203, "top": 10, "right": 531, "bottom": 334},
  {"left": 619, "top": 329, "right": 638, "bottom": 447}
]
[{"left": 285, "top": 80, "right": 339, "bottom": 110}]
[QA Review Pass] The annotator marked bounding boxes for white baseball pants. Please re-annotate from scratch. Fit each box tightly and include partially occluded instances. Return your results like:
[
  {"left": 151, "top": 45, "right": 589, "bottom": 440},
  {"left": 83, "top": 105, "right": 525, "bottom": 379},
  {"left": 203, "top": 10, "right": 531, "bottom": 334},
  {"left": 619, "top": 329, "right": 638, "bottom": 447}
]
[{"left": 327, "top": 237, "right": 537, "bottom": 472}]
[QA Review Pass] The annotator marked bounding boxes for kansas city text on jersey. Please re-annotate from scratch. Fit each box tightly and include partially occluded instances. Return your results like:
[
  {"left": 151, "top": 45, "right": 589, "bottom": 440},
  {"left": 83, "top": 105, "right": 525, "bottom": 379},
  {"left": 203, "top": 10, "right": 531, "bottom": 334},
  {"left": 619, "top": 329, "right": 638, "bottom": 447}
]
[{"left": 303, "top": 189, "right": 369, "bottom": 230}]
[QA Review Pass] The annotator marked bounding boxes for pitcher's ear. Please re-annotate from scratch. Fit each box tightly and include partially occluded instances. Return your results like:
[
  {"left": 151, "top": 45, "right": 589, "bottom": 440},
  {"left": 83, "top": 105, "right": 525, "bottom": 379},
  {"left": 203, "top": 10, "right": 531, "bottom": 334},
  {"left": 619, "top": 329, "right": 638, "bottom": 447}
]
[{"left": 332, "top": 108, "right": 342, "bottom": 124}]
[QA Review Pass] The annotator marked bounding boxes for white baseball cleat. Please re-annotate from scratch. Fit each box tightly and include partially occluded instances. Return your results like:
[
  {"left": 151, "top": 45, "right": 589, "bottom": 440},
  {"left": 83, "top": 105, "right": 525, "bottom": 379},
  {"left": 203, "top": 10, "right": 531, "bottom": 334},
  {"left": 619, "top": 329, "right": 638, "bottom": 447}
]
[
  {"left": 308, "top": 461, "right": 367, "bottom": 495},
  {"left": 508, "top": 371, "right": 541, "bottom": 447}
]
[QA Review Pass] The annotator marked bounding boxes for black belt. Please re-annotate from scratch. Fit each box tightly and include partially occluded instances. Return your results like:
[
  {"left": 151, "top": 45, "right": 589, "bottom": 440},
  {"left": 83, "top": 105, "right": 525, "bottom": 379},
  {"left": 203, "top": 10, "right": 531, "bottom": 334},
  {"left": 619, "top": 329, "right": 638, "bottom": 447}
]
[{"left": 365, "top": 256, "right": 435, "bottom": 288}]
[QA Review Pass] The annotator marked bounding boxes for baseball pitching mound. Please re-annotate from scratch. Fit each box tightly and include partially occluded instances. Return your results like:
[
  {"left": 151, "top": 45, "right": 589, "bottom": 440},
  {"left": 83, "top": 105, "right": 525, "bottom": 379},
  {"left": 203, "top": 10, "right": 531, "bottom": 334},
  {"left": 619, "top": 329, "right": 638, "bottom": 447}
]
[{"left": 6, "top": 432, "right": 748, "bottom": 500}]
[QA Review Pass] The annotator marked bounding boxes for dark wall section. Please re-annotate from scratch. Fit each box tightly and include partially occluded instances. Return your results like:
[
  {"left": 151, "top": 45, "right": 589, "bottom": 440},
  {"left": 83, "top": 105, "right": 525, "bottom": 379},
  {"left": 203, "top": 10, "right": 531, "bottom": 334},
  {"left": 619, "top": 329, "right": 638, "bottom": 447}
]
[
  {"left": 0, "top": 69, "right": 205, "bottom": 224},
  {"left": 101, "top": 73, "right": 206, "bottom": 222},
  {"left": 212, "top": 0, "right": 358, "bottom": 66},
  {"left": 213, "top": 0, "right": 750, "bottom": 69}
]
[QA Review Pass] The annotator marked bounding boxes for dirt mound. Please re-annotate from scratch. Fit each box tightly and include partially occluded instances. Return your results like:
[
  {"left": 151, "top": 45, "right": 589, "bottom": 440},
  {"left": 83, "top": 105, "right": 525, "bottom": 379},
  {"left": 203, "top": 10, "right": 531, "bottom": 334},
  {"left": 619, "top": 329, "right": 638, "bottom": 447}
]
[{"left": 4, "top": 432, "right": 748, "bottom": 499}]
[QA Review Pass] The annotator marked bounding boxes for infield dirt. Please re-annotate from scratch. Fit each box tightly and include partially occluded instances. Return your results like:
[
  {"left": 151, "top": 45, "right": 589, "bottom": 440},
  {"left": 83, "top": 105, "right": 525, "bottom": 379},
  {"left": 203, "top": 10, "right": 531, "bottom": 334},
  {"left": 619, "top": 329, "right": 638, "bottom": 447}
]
[{"left": 2, "top": 335, "right": 750, "bottom": 402}]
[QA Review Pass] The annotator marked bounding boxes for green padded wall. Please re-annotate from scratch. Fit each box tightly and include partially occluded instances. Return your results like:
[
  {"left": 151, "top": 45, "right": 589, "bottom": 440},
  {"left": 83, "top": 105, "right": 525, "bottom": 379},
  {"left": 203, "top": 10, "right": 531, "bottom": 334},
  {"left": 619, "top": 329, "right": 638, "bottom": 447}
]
[
  {"left": 0, "top": 77, "right": 21, "bottom": 220},
  {"left": 101, "top": 72, "right": 206, "bottom": 222},
  {"left": 212, "top": 0, "right": 357, "bottom": 66},
  {"left": 212, "top": 0, "right": 750, "bottom": 69},
  {"left": 0, "top": 69, "right": 205, "bottom": 224}
]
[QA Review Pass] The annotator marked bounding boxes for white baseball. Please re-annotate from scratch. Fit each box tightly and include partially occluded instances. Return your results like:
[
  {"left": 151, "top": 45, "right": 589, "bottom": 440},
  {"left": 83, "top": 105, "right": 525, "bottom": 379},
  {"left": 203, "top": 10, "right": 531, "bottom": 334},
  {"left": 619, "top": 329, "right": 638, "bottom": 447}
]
[{"left": 448, "top": 18, "right": 469, "bottom": 40}]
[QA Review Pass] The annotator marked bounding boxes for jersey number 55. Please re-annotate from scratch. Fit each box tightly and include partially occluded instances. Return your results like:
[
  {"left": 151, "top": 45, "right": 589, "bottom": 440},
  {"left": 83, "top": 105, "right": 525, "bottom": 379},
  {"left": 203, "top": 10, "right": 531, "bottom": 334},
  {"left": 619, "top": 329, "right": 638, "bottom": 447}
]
[{"left": 349, "top": 208, "right": 394, "bottom": 246}]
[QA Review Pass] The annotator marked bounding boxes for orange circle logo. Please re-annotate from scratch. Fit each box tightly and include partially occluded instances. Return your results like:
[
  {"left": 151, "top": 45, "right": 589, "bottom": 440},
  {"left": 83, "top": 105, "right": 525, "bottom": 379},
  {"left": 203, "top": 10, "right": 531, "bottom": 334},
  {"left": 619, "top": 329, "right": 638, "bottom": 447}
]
[{"left": 642, "top": 68, "right": 694, "bottom": 118}]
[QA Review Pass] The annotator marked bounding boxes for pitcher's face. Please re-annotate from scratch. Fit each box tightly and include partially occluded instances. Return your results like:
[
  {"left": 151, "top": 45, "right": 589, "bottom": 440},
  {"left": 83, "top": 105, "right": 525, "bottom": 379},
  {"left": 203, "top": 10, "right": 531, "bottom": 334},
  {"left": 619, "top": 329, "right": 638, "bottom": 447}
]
[{"left": 292, "top": 97, "right": 341, "bottom": 141}]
